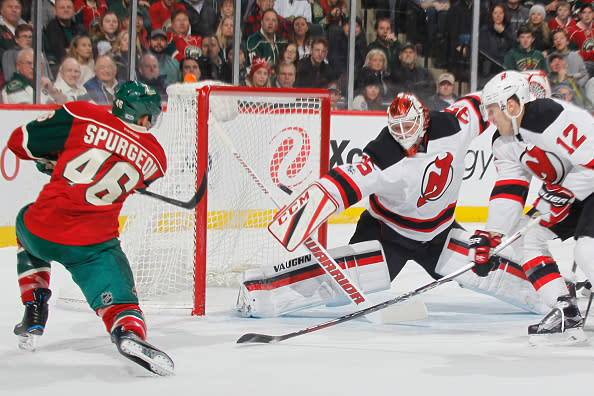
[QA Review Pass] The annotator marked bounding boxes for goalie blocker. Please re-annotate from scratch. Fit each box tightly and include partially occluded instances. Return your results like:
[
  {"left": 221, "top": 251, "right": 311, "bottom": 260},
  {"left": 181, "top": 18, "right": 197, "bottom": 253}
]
[{"left": 236, "top": 227, "right": 550, "bottom": 317}]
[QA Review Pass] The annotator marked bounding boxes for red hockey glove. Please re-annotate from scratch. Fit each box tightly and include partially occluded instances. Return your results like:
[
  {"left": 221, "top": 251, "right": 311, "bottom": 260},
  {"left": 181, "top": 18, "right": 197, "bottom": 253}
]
[
  {"left": 469, "top": 230, "right": 502, "bottom": 277},
  {"left": 534, "top": 182, "right": 574, "bottom": 228}
]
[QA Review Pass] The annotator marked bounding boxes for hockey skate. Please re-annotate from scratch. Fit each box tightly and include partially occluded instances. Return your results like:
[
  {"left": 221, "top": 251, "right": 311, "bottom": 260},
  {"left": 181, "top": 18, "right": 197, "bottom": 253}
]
[
  {"left": 14, "top": 288, "right": 52, "bottom": 351},
  {"left": 528, "top": 295, "right": 587, "bottom": 345},
  {"left": 111, "top": 326, "right": 175, "bottom": 376}
]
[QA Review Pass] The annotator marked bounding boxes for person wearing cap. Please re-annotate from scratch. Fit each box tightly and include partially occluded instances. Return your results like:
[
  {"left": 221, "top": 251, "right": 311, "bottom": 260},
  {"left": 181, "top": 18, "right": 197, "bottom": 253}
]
[
  {"left": 549, "top": 30, "right": 589, "bottom": 89},
  {"left": 388, "top": 42, "right": 435, "bottom": 102},
  {"left": 504, "top": 25, "right": 547, "bottom": 72},
  {"left": 246, "top": 56, "right": 272, "bottom": 87},
  {"left": 569, "top": 4, "right": 594, "bottom": 75},
  {"left": 527, "top": 4, "right": 551, "bottom": 54},
  {"left": 367, "top": 17, "right": 401, "bottom": 70},
  {"left": 148, "top": 28, "right": 180, "bottom": 86},
  {"left": 327, "top": 82, "right": 344, "bottom": 110},
  {"left": 425, "top": 72, "right": 458, "bottom": 111},
  {"left": 352, "top": 74, "right": 384, "bottom": 111}
]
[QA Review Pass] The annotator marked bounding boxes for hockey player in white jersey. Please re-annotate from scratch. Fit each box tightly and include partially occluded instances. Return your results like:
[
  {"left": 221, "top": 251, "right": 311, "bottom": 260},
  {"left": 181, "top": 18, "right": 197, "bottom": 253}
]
[
  {"left": 236, "top": 92, "right": 550, "bottom": 318},
  {"left": 477, "top": 70, "right": 594, "bottom": 341}
]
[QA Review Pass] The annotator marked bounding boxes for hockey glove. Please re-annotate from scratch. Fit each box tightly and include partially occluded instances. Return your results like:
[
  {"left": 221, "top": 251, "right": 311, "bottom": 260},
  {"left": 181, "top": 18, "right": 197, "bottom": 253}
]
[
  {"left": 469, "top": 230, "right": 501, "bottom": 277},
  {"left": 534, "top": 182, "right": 574, "bottom": 228}
]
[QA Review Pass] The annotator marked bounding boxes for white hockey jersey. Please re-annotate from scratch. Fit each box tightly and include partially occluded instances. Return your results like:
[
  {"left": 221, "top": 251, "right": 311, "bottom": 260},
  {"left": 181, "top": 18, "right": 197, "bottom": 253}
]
[
  {"left": 486, "top": 98, "right": 594, "bottom": 235},
  {"left": 318, "top": 95, "right": 488, "bottom": 242}
]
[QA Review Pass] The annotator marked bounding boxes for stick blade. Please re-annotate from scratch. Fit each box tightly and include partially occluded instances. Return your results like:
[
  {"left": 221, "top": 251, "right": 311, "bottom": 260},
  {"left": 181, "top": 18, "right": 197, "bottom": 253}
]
[{"left": 236, "top": 333, "right": 279, "bottom": 344}]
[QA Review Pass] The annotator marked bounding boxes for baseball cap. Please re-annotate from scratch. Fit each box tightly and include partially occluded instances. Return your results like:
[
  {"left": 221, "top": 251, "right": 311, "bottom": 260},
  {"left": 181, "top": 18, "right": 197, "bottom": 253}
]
[
  {"left": 151, "top": 29, "right": 167, "bottom": 39},
  {"left": 401, "top": 42, "right": 416, "bottom": 52},
  {"left": 438, "top": 72, "right": 455, "bottom": 85}
]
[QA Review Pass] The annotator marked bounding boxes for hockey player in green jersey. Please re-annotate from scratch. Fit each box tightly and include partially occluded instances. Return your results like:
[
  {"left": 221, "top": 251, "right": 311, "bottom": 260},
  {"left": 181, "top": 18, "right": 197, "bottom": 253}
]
[{"left": 7, "top": 81, "right": 174, "bottom": 376}]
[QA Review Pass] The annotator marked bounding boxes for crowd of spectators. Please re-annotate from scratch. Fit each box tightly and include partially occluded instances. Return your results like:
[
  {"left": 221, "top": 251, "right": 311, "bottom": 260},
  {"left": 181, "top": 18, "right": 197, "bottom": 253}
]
[{"left": 0, "top": 0, "right": 592, "bottom": 111}]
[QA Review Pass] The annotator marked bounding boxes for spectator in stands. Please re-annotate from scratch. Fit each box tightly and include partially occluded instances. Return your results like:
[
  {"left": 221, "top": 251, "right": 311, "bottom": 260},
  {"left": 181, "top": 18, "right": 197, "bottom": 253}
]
[
  {"left": 317, "top": 0, "right": 347, "bottom": 31},
  {"left": 548, "top": 54, "right": 588, "bottom": 105},
  {"left": 148, "top": 0, "right": 184, "bottom": 31},
  {"left": 81, "top": 54, "right": 121, "bottom": 104},
  {"left": 569, "top": 4, "right": 594, "bottom": 75},
  {"left": 90, "top": 10, "right": 120, "bottom": 56},
  {"left": 585, "top": 77, "right": 594, "bottom": 106},
  {"left": 220, "top": 0, "right": 234, "bottom": 20},
  {"left": 277, "top": 42, "right": 300, "bottom": 69},
  {"left": 425, "top": 72, "right": 457, "bottom": 111},
  {"left": 148, "top": 29, "right": 180, "bottom": 85},
  {"left": 226, "top": 45, "right": 249, "bottom": 85},
  {"left": 352, "top": 74, "right": 384, "bottom": 111},
  {"left": 53, "top": 56, "right": 88, "bottom": 101},
  {"left": 178, "top": 0, "right": 218, "bottom": 37},
  {"left": 1, "top": 48, "right": 65, "bottom": 104},
  {"left": 328, "top": 82, "right": 344, "bottom": 109},
  {"left": 367, "top": 17, "right": 401, "bottom": 70},
  {"left": 118, "top": 11, "right": 149, "bottom": 51},
  {"left": 246, "top": 56, "right": 272, "bottom": 87},
  {"left": 505, "top": 0, "right": 529, "bottom": 39},
  {"left": 448, "top": 0, "right": 473, "bottom": 65},
  {"left": 274, "top": 0, "right": 312, "bottom": 23},
  {"left": 295, "top": 36, "right": 337, "bottom": 88},
  {"left": 389, "top": 42, "right": 435, "bottom": 101},
  {"left": 289, "top": 16, "right": 311, "bottom": 59},
  {"left": 109, "top": 0, "right": 151, "bottom": 34},
  {"left": 552, "top": 81, "right": 587, "bottom": 107},
  {"left": 66, "top": 35, "right": 95, "bottom": 85},
  {"left": 0, "top": 0, "right": 25, "bottom": 57},
  {"left": 43, "top": 0, "right": 88, "bottom": 77},
  {"left": 109, "top": 30, "right": 142, "bottom": 81},
  {"left": 419, "top": 0, "right": 450, "bottom": 67},
  {"left": 216, "top": 15, "right": 235, "bottom": 61},
  {"left": 74, "top": 0, "right": 107, "bottom": 31},
  {"left": 180, "top": 56, "right": 201, "bottom": 81},
  {"left": 527, "top": 4, "right": 551, "bottom": 55},
  {"left": 548, "top": 1, "right": 576, "bottom": 34},
  {"left": 199, "top": 34, "right": 231, "bottom": 82},
  {"left": 245, "top": 0, "right": 291, "bottom": 39},
  {"left": 168, "top": 8, "right": 202, "bottom": 63},
  {"left": 247, "top": 8, "right": 288, "bottom": 65},
  {"left": 479, "top": 4, "right": 515, "bottom": 78},
  {"left": 274, "top": 60, "right": 296, "bottom": 87},
  {"left": 2, "top": 24, "right": 53, "bottom": 81},
  {"left": 549, "top": 29, "right": 589, "bottom": 88},
  {"left": 136, "top": 52, "right": 167, "bottom": 101},
  {"left": 504, "top": 25, "right": 547, "bottom": 71},
  {"left": 328, "top": 16, "right": 366, "bottom": 83},
  {"left": 356, "top": 49, "right": 390, "bottom": 97}
]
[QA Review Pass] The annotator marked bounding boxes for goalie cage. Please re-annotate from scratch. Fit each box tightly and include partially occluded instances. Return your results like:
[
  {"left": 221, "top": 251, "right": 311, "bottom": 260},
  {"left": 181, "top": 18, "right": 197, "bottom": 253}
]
[{"left": 58, "top": 82, "right": 331, "bottom": 315}]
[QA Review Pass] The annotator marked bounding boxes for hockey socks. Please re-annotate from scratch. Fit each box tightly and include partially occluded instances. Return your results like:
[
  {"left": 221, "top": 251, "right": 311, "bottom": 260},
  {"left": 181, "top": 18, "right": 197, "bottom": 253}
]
[
  {"left": 97, "top": 304, "right": 147, "bottom": 340},
  {"left": 111, "top": 327, "right": 175, "bottom": 376},
  {"left": 16, "top": 246, "right": 51, "bottom": 304}
]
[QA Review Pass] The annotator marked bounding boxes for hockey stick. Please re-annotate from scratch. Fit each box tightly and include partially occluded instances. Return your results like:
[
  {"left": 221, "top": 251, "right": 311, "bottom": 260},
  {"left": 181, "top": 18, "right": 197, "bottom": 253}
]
[
  {"left": 137, "top": 171, "right": 207, "bottom": 209},
  {"left": 208, "top": 117, "right": 374, "bottom": 311},
  {"left": 236, "top": 213, "right": 543, "bottom": 344}
]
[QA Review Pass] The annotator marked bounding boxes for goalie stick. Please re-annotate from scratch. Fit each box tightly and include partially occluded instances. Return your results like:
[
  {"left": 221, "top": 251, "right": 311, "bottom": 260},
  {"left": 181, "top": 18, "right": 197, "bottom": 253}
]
[
  {"left": 208, "top": 116, "right": 373, "bottom": 311},
  {"left": 236, "top": 213, "right": 543, "bottom": 344},
  {"left": 137, "top": 171, "right": 207, "bottom": 209}
]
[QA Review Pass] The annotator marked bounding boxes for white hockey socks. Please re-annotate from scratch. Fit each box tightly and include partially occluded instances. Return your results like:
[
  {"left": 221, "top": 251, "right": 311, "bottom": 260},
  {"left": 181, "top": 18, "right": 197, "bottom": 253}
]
[
  {"left": 235, "top": 240, "right": 391, "bottom": 317},
  {"left": 436, "top": 228, "right": 550, "bottom": 314}
]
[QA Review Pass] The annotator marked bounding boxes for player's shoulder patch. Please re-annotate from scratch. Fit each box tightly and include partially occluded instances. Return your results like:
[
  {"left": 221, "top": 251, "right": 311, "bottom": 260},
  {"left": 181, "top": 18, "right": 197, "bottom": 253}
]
[
  {"left": 520, "top": 98, "right": 563, "bottom": 134},
  {"left": 363, "top": 127, "right": 406, "bottom": 170},
  {"left": 63, "top": 100, "right": 111, "bottom": 121},
  {"left": 426, "top": 111, "right": 461, "bottom": 140}
]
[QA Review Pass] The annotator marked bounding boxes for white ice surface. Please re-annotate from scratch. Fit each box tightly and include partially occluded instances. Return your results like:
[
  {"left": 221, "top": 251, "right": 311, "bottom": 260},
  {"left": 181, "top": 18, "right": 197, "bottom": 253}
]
[{"left": 0, "top": 223, "right": 591, "bottom": 396}]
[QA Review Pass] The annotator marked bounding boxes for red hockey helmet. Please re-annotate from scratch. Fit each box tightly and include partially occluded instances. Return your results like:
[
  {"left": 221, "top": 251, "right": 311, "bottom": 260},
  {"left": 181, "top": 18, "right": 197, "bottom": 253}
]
[{"left": 387, "top": 93, "right": 430, "bottom": 156}]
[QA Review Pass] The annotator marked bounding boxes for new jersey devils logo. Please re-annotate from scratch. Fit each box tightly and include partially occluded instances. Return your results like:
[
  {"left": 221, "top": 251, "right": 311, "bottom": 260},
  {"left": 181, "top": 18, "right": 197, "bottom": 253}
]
[
  {"left": 520, "top": 146, "right": 565, "bottom": 184},
  {"left": 269, "top": 127, "right": 312, "bottom": 189},
  {"left": 417, "top": 152, "right": 454, "bottom": 207}
]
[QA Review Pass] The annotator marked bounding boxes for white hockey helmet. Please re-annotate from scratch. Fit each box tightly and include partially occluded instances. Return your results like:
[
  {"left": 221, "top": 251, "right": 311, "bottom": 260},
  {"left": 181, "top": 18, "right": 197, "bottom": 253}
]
[
  {"left": 387, "top": 92, "right": 430, "bottom": 156},
  {"left": 481, "top": 71, "right": 532, "bottom": 134},
  {"left": 522, "top": 70, "right": 552, "bottom": 100}
]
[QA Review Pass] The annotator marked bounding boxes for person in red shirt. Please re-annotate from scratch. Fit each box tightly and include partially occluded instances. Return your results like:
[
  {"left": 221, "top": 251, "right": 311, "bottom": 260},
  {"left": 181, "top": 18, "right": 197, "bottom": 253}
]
[
  {"left": 167, "top": 8, "right": 202, "bottom": 62},
  {"left": 73, "top": 0, "right": 107, "bottom": 31},
  {"left": 8, "top": 81, "right": 174, "bottom": 376},
  {"left": 569, "top": 3, "right": 594, "bottom": 63},
  {"left": 548, "top": 1, "right": 577, "bottom": 34},
  {"left": 148, "top": 0, "right": 184, "bottom": 30}
]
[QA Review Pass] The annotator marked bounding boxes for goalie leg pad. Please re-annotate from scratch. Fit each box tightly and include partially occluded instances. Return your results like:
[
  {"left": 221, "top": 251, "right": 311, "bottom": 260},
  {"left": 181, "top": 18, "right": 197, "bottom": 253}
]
[
  {"left": 436, "top": 228, "right": 550, "bottom": 314},
  {"left": 236, "top": 240, "right": 391, "bottom": 317}
]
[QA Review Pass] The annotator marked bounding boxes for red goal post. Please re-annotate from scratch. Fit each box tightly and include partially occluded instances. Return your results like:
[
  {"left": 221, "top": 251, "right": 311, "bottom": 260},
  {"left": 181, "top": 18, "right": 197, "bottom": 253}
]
[{"left": 118, "top": 82, "right": 331, "bottom": 316}]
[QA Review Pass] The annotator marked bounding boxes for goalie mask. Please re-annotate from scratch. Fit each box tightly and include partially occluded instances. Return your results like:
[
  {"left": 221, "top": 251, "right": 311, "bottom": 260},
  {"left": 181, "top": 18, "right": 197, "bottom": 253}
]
[
  {"left": 112, "top": 81, "right": 162, "bottom": 125},
  {"left": 522, "top": 70, "right": 552, "bottom": 100},
  {"left": 481, "top": 71, "right": 532, "bottom": 135},
  {"left": 387, "top": 93, "right": 430, "bottom": 156}
]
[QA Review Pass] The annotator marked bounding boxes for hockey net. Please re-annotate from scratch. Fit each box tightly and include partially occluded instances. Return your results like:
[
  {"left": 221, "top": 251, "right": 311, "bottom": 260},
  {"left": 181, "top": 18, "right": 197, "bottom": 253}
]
[{"left": 114, "top": 82, "right": 330, "bottom": 315}]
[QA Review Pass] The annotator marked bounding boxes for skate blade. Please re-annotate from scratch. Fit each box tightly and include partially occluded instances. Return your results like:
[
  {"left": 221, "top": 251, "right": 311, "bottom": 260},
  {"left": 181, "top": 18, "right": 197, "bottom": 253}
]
[
  {"left": 17, "top": 334, "right": 38, "bottom": 352},
  {"left": 119, "top": 338, "right": 175, "bottom": 376},
  {"left": 529, "top": 328, "right": 589, "bottom": 346}
]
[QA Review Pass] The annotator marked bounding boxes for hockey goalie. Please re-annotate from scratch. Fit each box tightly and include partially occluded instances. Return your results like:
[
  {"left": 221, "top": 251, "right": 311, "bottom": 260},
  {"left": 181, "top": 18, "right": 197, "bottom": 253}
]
[{"left": 235, "top": 91, "right": 553, "bottom": 318}]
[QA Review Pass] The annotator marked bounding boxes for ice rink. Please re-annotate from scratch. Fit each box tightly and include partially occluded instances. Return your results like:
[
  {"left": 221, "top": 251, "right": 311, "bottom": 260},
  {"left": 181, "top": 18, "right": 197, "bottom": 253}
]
[{"left": 0, "top": 223, "right": 592, "bottom": 396}]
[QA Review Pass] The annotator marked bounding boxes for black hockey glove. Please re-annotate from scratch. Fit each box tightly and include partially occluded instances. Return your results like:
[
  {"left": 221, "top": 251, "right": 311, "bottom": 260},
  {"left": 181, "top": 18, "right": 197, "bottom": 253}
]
[{"left": 469, "top": 230, "right": 501, "bottom": 277}]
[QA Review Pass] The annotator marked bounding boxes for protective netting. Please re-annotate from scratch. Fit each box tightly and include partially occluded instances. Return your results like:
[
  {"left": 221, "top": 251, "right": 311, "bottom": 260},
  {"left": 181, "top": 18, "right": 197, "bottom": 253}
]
[{"left": 117, "top": 82, "right": 328, "bottom": 310}]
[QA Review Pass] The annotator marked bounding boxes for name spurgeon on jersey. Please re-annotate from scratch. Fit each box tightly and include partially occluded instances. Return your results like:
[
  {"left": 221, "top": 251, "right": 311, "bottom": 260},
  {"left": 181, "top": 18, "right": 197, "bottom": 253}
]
[{"left": 83, "top": 124, "right": 160, "bottom": 179}]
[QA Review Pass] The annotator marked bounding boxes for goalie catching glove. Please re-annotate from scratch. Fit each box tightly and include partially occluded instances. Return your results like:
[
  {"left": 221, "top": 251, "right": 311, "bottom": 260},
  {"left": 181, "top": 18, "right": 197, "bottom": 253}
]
[
  {"left": 534, "top": 182, "right": 574, "bottom": 228},
  {"left": 469, "top": 230, "right": 501, "bottom": 277}
]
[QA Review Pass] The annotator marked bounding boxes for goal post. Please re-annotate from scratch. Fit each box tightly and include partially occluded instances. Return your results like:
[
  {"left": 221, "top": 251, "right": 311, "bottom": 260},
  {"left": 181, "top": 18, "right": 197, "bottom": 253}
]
[{"left": 118, "top": 82, "right": 331, "bottom": 315}]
